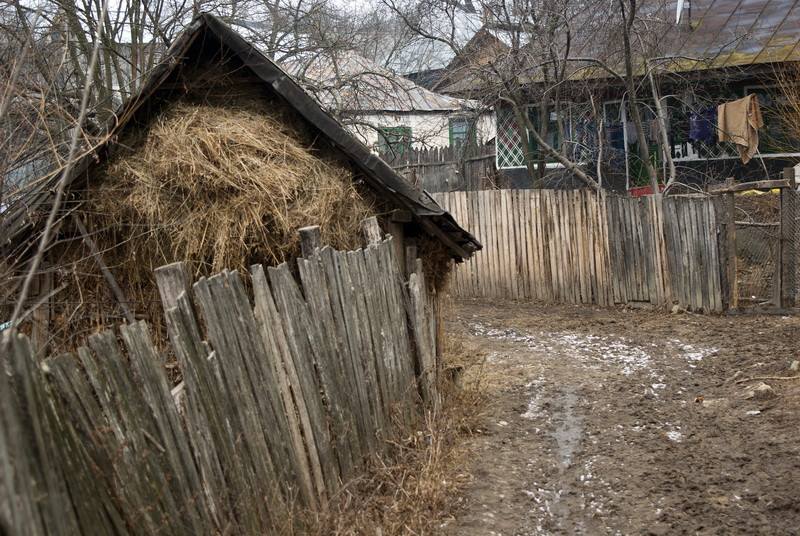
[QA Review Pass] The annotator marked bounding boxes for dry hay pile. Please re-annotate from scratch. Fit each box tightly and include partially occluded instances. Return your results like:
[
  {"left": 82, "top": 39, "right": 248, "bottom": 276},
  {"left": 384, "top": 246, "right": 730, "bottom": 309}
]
[
  {"left": 46, "top": 99, "right": 381, "bottom": 351},
  {"left": 92, "top": 100, "right": 374, "bottom": 276}
]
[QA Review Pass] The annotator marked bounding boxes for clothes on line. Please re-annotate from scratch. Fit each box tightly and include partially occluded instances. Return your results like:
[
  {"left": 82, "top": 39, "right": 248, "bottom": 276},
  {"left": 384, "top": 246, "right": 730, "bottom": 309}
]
[
  {"left": 718, "top": 94, "right": 764, "bottom": 164},
  {"left": 688, "top": 107, "right": 717, "bottom": 145},
  {"left": 647, "top": 118, "right": 669, "bottom": 143}
]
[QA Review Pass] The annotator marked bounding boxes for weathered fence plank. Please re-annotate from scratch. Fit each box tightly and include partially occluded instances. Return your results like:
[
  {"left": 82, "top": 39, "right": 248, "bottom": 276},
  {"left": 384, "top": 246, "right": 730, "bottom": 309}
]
[
  {"left": 381, "top": 145, "right": 496, "bottom": 192},
  {"left": 268, "top": 263, "right": 346, "bottom": 491},
  {"left": 409, "top": 268, "right": 439, "bottom": 411},
  {"left": 252, "top": 264, "right": 325, "bottom": 504},
  {"left": 3, "top": 335, "right": 130, "bottom": 536}
]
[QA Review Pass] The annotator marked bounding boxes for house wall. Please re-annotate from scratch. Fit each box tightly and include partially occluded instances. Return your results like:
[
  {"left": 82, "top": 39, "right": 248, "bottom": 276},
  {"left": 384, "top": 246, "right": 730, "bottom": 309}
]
[
  {"left": 346, "top": 112, "right": 494, "bottom": 151},
  {"left": 494, "top": 70, "right": 800, "bottom": 189}
]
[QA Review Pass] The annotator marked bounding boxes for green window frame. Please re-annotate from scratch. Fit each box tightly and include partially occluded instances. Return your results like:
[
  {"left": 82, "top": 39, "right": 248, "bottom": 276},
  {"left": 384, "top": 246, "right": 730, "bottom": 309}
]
[
  {"left": 527, "top": 105, "right": 568, "bottom": 164},
  {"left": 378, "top": 126, "right": 412, "bottom": 154}
]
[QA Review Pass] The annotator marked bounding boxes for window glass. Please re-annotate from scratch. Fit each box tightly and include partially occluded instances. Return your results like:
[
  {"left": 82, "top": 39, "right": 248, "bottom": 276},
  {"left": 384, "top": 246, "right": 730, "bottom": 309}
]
[
  {"left": 449, "top": 118, "right": 474, "bottom": 147},
  {"left": 496, "top": 107, "right": 526, "bottom": 168}
]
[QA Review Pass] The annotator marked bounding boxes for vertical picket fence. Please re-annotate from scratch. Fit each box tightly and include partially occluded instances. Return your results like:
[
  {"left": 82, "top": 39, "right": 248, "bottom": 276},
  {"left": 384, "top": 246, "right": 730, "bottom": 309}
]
[
  {"left": 434, "top": 190, "right": 724, "bottom": 312},
  {"left": 381, "top": 145, "right": 497, "bottom": 192},
  {"left": 0, "top": 237, "right": 438, "bottom": 535}
]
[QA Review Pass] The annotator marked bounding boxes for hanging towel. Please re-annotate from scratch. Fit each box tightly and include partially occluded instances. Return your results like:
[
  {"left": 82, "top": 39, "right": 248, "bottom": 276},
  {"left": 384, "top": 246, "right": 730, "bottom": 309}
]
[{"left": 718, "top": 94, "right": 764, "bottom": 164}]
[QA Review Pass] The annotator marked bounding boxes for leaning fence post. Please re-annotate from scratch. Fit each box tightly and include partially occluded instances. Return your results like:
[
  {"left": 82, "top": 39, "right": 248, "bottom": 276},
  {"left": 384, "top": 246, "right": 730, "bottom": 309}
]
[
  {"left": 155, "top": 262, "right": 192, "bottom": 362},
  {"left": 155, "top": 262, "right": 192, "bottom": 309},
  {"left": 780, "top": 168, "right": 797, "bottom": 308},
  {"left": 360, "top": 216, "right": 383, "bottom": 247}
]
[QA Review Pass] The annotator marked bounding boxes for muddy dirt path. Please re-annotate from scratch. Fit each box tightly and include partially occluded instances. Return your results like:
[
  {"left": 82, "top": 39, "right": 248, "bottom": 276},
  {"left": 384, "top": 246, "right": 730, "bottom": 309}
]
[{"left": 444, "top": 299, "right": 800, "bottom": 536}]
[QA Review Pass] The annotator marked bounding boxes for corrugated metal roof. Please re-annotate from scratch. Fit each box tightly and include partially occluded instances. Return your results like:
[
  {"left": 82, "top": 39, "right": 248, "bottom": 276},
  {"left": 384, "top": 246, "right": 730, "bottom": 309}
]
[
  {"left": 662, "top": 0, "right": 800, "bottom": 70},
  {"left": 283, "top": 51, "right": 476, "bottom": 113},
  {"left": 441, "top": 0, "right": 800, "bottom": 93}
]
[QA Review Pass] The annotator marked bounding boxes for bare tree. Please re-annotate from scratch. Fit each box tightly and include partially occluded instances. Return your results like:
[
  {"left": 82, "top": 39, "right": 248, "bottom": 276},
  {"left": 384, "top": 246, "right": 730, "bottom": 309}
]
[{"left": 0, "top": 0, "right": 392, "bottom": 351}]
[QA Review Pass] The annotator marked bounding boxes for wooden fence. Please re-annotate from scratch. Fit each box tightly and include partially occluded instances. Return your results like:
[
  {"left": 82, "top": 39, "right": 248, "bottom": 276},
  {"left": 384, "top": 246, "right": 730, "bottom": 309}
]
[
  {"left": 0, "top": 236, "right": 438, "bottom": 535},
  {"left": 380, "top": 145, "right": 496, "bottom": 192},
  {"left": 434, "top": 189, "right": 724, "bottom": 312}
]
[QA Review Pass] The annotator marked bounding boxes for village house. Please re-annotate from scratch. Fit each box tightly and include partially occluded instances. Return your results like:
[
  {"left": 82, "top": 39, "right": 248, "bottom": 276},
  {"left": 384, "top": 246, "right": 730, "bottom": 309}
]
[
  {"left": 435, "top": 0, "right": 800, "bottom": 191},
  {"left": 284, "top": 50, "right": 494, "bottom": 153}
]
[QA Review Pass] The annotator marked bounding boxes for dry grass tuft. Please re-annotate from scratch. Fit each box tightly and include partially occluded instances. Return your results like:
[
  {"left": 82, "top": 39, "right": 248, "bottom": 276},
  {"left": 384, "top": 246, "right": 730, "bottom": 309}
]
[
  {"left": 417, "top": 235, "right": 455, "bottom": 294},
  {"left": 305, "top": 334, "right": 488, "bottom": 535}
]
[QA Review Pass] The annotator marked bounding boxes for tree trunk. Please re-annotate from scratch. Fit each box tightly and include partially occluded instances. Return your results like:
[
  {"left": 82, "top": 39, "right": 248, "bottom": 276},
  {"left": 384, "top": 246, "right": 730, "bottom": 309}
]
[{"left": 620, "top": 0, "right": 660, "bottom": 193}]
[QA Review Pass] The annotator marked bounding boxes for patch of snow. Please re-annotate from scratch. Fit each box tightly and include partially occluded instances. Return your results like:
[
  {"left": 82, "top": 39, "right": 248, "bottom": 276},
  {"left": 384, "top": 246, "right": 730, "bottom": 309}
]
[
  {"left": 522, "top": 397, "right": 543, "bottom": 420},
  {"left": 472, "top": 322, "right": 720, "bottom": 380},
  {"left": 669, "top": 339, "right": 719, "bottom": 361},
  {"left": 666, "top": 430, "right": 684, "bottom": 442}
]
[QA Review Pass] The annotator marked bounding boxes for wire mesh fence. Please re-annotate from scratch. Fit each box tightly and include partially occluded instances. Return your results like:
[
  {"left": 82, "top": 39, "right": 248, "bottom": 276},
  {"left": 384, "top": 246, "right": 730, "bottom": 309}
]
[
  {"left": 734, "top": 191, "right": 781, "bottom": 306},
  {"left": 784, "top": 187, "right": 800, "bottom": 307}
]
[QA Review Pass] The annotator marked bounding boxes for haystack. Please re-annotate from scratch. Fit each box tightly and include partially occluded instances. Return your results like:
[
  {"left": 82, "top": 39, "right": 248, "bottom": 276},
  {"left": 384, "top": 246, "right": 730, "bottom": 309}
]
[
  {"left": 47, "top": 98, "right": 387, "bottom": 353},
  {"left": 93, "top": 99, "right": 376, "bottom": 274}
]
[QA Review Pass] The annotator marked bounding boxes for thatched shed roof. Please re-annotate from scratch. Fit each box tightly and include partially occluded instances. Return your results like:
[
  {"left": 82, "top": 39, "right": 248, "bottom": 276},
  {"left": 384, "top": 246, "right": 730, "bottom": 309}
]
[{"left": 1, "top": 13, "right": 480, "bottom": 261}]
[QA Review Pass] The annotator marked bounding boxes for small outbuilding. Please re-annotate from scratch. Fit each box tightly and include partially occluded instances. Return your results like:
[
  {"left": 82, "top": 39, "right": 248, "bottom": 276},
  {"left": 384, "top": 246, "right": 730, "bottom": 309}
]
[{"left": 0, "top": 14, "right": 480, "bottom": 353}]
